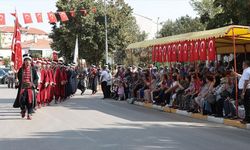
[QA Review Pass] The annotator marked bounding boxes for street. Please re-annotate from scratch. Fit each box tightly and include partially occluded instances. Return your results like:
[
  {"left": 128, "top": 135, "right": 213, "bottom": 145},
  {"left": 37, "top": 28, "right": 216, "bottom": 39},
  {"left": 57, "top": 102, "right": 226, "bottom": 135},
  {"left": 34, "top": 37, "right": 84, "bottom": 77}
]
[{"left": 0, "top": 85, "right": 250, "bottom": 150}]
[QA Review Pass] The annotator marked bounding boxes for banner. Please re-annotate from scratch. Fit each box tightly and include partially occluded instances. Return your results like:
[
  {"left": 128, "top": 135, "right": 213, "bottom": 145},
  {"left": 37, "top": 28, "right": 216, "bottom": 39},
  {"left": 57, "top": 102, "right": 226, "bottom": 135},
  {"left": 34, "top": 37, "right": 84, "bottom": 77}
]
[
  {"left": 208, "top": 38, "right": 216, "bottom": 61},
  {"left": 0, "top": 8, "right": 97, "bottom": 25},
  {"left": 177, "top": 43, "right": 183, "bottom": 62},
  {"left": 0, "top": 13, "right": 6, "bottom": 25},
  {"left": 199, "top": 40, "right": 207, "bottom": 61},
  {"left": 183, "top": 42, "right": 188, "bottom": 62},
  {"left": 171, "top": 44, "right": 177, "bottom": 62},
  {"left": 23, "top": 13, "right": 33, "bottom": 24}
]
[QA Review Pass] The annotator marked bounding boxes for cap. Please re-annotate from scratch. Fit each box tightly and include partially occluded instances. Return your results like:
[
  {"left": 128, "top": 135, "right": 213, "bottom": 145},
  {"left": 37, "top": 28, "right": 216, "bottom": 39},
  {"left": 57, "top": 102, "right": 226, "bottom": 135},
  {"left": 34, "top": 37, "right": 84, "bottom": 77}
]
[{"left": 23, "top": 54, "right": 32, "bottom": 61}]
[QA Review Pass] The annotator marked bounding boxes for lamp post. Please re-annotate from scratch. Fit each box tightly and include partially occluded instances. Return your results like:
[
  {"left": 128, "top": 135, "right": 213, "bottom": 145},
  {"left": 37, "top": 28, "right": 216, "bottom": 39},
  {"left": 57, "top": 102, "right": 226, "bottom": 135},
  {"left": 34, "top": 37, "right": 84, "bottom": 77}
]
[{"left": 104, "top": 0, "right": 108, "bottom": 65}]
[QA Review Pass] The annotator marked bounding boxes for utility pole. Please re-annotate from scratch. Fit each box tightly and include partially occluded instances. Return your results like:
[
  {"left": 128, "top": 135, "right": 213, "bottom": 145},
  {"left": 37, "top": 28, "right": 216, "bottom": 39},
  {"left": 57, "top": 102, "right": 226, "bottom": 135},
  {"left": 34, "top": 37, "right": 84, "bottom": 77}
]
[{"left": 104, "top": 0, "right": 108, "bottom": 65}]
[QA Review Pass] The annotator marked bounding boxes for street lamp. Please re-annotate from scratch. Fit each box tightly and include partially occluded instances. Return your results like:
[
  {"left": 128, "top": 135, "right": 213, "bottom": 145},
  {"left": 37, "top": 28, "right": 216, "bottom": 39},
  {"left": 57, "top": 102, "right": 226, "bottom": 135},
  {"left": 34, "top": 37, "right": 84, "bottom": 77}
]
[{"left": 104, "top": 0, "right": 108, "bottom": 65}]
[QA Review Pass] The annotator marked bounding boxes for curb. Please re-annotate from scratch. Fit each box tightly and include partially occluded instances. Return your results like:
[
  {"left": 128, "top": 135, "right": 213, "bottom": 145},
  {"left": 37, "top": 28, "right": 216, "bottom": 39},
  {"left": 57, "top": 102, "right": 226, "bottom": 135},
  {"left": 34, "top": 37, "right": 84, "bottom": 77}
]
[{"left": 132, "top": 101, "right": 250, "bottom": 130}]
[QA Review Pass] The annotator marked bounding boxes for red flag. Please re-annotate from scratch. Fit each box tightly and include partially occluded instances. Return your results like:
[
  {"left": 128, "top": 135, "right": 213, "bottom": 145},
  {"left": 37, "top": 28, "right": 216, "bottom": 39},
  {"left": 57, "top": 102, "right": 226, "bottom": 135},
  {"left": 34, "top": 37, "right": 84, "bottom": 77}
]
[
  {"left": 208, "top": 38, "right": 216, "bottom": 61},
  {"left": 80, "top": 9, "right": 87, "bottom": 16},
  {"left": 47, "top": 12, "right": 57, "bottom": 23},
  {"left": 70, "top": 11, "right": 75, "bottom": 17},
  {"left": 154, "top": 45, "right": 159, "bottom": 62},
  {"left": 158, "top": 45, "right": 163, "bottom": 62},
  {"left": 162, "top": 45, "right": 167, "bottom": 62},
  {"left": 193, "top": 41, "right": 199, "bottom": 61},
  {"left": 199, "top": 40, "right": 207, "bottom": 61},
  {"left": 11, "top": 12, "right": 23, "bottom": 71},
  {"left": 189, "top": 42, "right": 194, "bottom": 62},
  {"left": 35, "top": 13, "right": 43, "bottom": 23},
  {"left": 177, "top": 43, "right": 183, "bottom": 62},
  {"left": 0, "top": 13, "right": 6, "bottom": 25},
  {"left": 152, "top": 46, "right": 155, "bottom": 62},
  {"left": 183, "top": 42, "right": 188, "bottom": 62},
  {"left": 167, "top": 45, "right": 172, "bottom": 62},
  {"left": 59, "top": 12, "right": 68, "bottom": 22},
  {"left": 171, "top": 44, "right": 177, "bottom": 62},
  {"left": 23, "top": 13, "right": 33, "bottom": 24},
  {"left": 92, "top": 7, "right": 97, "bottom": 13}
]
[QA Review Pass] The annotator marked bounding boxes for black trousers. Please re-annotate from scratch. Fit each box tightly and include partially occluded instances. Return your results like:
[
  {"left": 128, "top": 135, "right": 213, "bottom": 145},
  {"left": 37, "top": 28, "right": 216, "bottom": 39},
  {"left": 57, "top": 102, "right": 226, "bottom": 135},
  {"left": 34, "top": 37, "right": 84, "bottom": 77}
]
[
  {"left": 101, "top": 81, "right": 108, "bottom": 98},
  {"left": 243, "top": 89, "right": 250, "bottom": 121},
  {"left": 20, "top": 90, "right": 33, "bottom": 114}
]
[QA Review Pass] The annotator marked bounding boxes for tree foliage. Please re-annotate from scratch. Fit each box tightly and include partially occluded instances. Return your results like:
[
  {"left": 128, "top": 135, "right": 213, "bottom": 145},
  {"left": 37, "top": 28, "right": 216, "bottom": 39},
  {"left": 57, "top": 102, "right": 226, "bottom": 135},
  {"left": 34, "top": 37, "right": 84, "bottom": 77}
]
[
  {"left": 159, "top": 15, "right": 205, "bottom": 37},
  {"left": 190, "top": 0, "right": 250, "bottom": 29},
  {"left": 49, "top": 0, "right": 145, "bottom": 65}
]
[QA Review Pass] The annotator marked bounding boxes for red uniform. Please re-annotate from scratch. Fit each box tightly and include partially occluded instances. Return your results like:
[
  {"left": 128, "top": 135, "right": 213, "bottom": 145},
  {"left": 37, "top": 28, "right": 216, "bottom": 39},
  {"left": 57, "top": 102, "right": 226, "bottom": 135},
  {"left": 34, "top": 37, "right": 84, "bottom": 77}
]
[
  {"left": 39, "top": 68, "right": 48, "bottom": 105},
  {"left": 47, "top": 68, "right": 54, "bottom": 103},
  {"left": 54, "top": 66, "right": 61, "bottom": 102},
  {"left": 60, "top": 67, "right": 67, "bottom": 100}
]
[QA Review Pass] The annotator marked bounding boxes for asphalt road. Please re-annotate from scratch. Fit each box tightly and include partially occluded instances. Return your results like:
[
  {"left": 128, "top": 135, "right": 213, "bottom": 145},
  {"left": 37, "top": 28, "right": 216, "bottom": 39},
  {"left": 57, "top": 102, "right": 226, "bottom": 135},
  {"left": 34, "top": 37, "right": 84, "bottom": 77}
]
[{"left": 0, "top": 84, "right": 250, "bottom": 150}]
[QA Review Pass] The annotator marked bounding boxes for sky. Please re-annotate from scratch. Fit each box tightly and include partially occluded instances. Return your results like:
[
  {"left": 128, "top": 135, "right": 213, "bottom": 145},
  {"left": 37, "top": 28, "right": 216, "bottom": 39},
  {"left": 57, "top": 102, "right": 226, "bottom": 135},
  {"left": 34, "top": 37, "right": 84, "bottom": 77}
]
[{"left": 0, "top": 0, "right": 197, "bottom": 39}]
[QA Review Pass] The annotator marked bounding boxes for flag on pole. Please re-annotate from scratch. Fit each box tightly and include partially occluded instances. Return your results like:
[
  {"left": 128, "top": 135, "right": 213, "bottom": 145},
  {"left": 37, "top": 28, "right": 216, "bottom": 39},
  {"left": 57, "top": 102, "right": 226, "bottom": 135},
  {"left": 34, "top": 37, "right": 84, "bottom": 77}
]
[
  {"left": 73, "top": 35, "right": 79, "bottom": 65},
  {"left": 11, "top": 12, "right": 23, "bottom": 72}
]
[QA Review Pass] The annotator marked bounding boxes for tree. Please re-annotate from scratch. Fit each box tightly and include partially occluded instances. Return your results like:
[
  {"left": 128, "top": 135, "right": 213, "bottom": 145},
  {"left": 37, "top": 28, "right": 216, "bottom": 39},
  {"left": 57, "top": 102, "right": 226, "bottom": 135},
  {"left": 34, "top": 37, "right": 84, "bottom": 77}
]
[
  {"left": 159, "top": 15, "right": 205, "bottom": 37},
  {"left": 190, "top": 0, "right": 222, "bottom": 24},
  {"left": 190, "top": 0, "right": 250, "bottom": 29},
  {"left": 49, "top": 0, "right": 144, "bottom": 65}
]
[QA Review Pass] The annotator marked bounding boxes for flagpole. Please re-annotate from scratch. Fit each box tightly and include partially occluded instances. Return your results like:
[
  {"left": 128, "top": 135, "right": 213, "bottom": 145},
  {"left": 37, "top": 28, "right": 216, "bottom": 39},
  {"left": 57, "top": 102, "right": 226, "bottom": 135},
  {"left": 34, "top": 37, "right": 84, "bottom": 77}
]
[{"left": 104, "top": 0, "right": 108, "bottom": 65}]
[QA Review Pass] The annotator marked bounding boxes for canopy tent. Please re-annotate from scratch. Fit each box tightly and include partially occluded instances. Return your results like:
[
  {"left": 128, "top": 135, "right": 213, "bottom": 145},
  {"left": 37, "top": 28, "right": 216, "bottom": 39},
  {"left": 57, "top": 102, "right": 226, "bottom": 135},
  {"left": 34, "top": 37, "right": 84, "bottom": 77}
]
[
  {"left": 126, "top": 25, "right": 250, "bottom": 54},
  {"left": 126, "top": 25, "right": 250, "bottom": 118}
]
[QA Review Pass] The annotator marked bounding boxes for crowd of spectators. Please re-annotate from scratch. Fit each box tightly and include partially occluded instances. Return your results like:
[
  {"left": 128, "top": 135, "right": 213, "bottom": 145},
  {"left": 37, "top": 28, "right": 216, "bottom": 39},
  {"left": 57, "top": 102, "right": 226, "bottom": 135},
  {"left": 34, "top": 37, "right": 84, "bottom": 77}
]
[{"left": 108, "top": 61, "right": 250, "bottom": 123}]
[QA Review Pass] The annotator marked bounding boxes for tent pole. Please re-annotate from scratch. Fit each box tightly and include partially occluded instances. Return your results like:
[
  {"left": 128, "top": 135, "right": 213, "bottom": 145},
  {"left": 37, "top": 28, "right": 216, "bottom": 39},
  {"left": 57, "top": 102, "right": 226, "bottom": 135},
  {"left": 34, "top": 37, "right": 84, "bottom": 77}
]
[{"left": 232, "top": 28, "right": 238, "bottom": 117}]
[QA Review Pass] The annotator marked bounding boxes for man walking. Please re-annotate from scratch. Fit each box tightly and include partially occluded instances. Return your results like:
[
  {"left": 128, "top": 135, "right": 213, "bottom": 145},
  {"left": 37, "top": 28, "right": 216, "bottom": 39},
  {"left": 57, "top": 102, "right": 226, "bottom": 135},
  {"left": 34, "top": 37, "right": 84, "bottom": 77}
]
[
  {"left": 100, "top": 65, "right": 109, "bottom": 99},
  {"left": 239, "top": 60, "right": 250, "bottom": 124},
  {"left": 13, "top": 54, "right": 38, "bottom": 120}
]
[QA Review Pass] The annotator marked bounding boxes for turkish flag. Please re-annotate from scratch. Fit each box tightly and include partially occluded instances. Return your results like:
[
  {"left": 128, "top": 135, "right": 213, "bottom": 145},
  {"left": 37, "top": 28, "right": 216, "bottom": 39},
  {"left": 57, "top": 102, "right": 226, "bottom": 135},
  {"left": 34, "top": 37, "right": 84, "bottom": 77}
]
[
  {"left": 193, "top": 41, "right": 199, "bottom": 61},
  {"left": 35, "top": 13, "right": 43, "bottom": 23},
  {"left": 70, "top": 11, "right": 75, "bottom": 17},
  {"left": 154, "top": 45, "right": 159, "bottom": 62},
  {"left": 199, "top": 40, "right": 207, "bottom": 61},
  {"left": 80, "top": 9, "right": 87, "bottom": 16},
  {"left": 158, "top": 45, "right": 163, "bottom": 62},
  {"left": 92, "top": 7, "right": 97, "bottom": 13},
  {"left": 208, "top": 38, "right": 216, "bottom": 61},
  {"left": 162, "top": 45, "right": 167, "bottom": 62},
  {"left": 0, "top": 13, "right": 6, "bottom": 25},
  {"left": 189, "top": 42, "right": 194, "bottom": 62},
  {"left": 11, "top": 13, "right": 23, "bottom": 71},
  {"left": 59, "top": 12, "right": 68, "bottom": 22},
  {"left": 47, "top": 12, "right": 57, "bottom": 23},
  {"left": 23, "top": 13, "right": 33, "bottom": 24},
  {"left": 152, "top": 46, "right": 155, "bottom": 62},
  {"left": 167, "top": 45, "right": 172, "bottom": 62},
  {"left": 177, "top": 43, "right": 183, "bottom": 62},
  {"left": 183, "top": 42, "right": 188, "bottom": 62},
  {"left": 171, "top": 44, "right": 177, "bottom": 62}
]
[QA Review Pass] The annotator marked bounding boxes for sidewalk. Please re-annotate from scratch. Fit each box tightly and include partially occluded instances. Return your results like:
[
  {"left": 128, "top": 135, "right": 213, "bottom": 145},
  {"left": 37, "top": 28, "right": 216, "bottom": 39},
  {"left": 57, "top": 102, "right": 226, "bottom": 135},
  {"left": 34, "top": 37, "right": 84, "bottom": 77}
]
[{"left": 132, "top": 101, "right": 250, "bottom": 130}]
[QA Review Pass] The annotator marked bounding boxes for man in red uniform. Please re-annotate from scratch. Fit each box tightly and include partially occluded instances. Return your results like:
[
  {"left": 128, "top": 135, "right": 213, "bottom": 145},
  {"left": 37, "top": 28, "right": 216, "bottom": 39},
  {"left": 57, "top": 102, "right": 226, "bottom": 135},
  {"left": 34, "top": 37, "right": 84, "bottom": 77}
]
[
  {"left": 46, "top": 61, "right": 54, "bottom": 105},
  {"left": 60, "top": 63, "right": 68, "bottom": 101},
  {"left": 39, "top": 60, "right": 49, "bottom": 106},
  {"left": 54, "top": 58, "right": 64, "bottom": 103}
]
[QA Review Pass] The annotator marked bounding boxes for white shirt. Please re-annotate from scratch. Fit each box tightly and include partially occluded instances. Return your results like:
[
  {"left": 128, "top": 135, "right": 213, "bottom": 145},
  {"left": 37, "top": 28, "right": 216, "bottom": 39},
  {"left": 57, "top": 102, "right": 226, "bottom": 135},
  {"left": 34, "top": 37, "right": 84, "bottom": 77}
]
[
  {"left": 238, "top": 67, "right": 250, "bottom": 89},
  {"left": 100, "top": 70, "right": 109, "bottom": 82}
]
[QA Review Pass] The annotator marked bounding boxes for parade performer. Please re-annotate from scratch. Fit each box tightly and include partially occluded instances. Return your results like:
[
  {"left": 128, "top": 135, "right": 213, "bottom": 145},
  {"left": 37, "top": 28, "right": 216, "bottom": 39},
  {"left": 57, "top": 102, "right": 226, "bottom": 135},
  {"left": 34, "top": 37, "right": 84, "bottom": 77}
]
[
  {"left": 39, "top": 60, "right": 49, "bottom": 106},
  {"left": 54, "top": 58, "right": 62, "bottom": 103},
  {"left": 13, "top": 54, "right": 38, "bottom": 120}
]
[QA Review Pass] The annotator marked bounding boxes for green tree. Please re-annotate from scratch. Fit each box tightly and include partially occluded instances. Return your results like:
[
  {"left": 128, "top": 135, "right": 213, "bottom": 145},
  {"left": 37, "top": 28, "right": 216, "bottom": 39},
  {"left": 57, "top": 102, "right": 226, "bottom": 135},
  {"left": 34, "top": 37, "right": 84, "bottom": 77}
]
[
  {"left": 190, "top": 0, "right": 250, "bottom": 29},
  {"left": 190, "top": 0, "right": 222, "bottom": 24},
  {"left": 49, "top": 0, "right": 144, "bottom": 65},
  {"left": 159, "top": 15, "right": 205, "bottom": 37}
]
